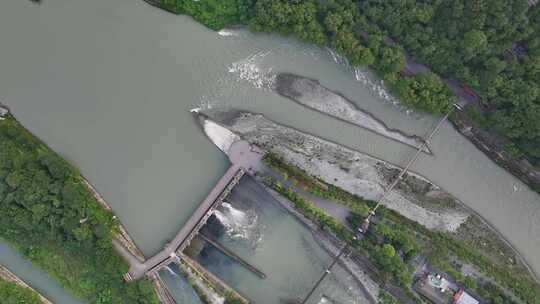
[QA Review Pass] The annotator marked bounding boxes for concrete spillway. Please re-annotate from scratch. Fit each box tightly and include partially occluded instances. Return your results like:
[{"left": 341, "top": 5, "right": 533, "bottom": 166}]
[
  {"left": 124, "top": 140, "right": 263, "bottom": 280},
  {"left": 126, "top": 165, "right": 245, "bottom": 279}
]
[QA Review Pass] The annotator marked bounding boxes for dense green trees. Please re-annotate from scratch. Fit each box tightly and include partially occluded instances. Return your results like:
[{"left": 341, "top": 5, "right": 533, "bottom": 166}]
[
  {"left": 0, "top": 279, "right": 41, "bottom": 304},
  {"left": 161, "top": 0, "right": 252, "bottom": 29},
  {"left": 0, "top": 116, "right": 157, "bottom": 304},
  {"left": 388, "top": 72, "right": 456, "bottom": 114},
  {"left": 161, "top": 0, "right": 540, "bottom": 163},
  {"left": 371, "top": 222, "right": 420, "bottom": 261},
  {"left": 361, "top": 0, "right": 540, "bottom": 162},
  {"left": 161, "top": 0, "right": 455, "bottom": 113}
]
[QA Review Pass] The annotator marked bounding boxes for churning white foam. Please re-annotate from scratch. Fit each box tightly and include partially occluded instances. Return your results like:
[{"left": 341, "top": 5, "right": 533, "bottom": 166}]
[
  {"left": 352, "top": 67, "right": 402, "bottom": 108},
  {"left": 228, "top": 51, "right": 276, "bottom": 90},
  {"left": 218, "top": 29, "right": 240, "bottom": 37},
  {"left": 326, "top": 47, "right": 348, "bottom": 66},
  {"left": 213, "top": 202, "right": 262, "bottom": 248},
  {"left": 323, "top": 48, "right": 411, "bottom": 114}
]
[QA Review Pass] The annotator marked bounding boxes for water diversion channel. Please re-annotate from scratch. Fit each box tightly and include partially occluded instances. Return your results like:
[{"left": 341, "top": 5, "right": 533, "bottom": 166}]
[
  {"left": 0, "top": 0, "right": 539, "bottom": 302},
  {"left": 197, "top": 176, "right": 369, "bottom": 303}
]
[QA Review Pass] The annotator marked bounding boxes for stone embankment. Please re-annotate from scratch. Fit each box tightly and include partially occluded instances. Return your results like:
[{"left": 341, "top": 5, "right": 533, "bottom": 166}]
[
  {"left": 450, "top": 110, "right": 540, "bottom": 192},
  {"left": 0, "top": 265, "right": 53, "bottom": 304},
  {"left": 149, "top": 272, "right": 177, "bottom": 304},
  {"left": 208, "top": 110, "right": 468, "bottom": 232},
  {"left": 81, "top": 178, "right": 178, "bottom": 302},
  {"left": 82, "top": 178, "right": 146, "bottom": 261},
  {"left": 274, "top": 73, "right": 431, "bottom": 154},
  {"left": 180, "top": 254, "right": 250, "bottom": 304},
  {"left": 400, "top": 41, "right": 540, "bottom": 194}
]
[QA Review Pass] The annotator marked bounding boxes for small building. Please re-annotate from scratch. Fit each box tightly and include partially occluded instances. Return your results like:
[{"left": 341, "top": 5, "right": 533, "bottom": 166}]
[
  {"left": 453, "top": 289, "right": 479, "bottom": 304},
  {"left": 413, "top": 273, "right": 456, "bottom": 304}
]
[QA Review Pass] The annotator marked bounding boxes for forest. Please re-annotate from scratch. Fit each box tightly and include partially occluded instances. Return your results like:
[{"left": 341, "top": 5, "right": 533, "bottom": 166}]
[
  {"left": 0, "top": 278, "right": 41, "bottom": 304},
  {"left": 0, "top": 115, "right": 158, "bottom": 304},
  {"left": 361, "top": 0, "right": 540, "bottom": 163},
  {"left": 160, "top": 0, "right": 540, "bottom": 163}
]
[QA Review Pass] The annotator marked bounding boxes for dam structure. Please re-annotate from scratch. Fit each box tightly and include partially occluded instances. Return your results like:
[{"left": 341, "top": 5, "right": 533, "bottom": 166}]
[{"left": 122, "top": 140, "right": 264, "bottom": 281}]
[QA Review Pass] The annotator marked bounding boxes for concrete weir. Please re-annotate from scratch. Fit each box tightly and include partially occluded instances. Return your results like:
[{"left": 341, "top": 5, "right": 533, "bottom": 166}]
[
  {"left": 126, "top": 164, "right": 247, "bottom": 280},
  {"left": 119, "top": 136, "right": 264, "bottom": 303},
  {"left": 198, "top": 233, "right": 267, "bottom": 279}
]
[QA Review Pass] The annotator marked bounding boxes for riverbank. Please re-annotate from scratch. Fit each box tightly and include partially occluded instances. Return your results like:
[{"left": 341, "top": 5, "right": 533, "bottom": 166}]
[
  {"left": 207, "top": 110, "right": 469, "bottom": 232},
  {"left": 450, "top": 109, "right": 540, "bottom": 192},
  {"left": 275, "top": 70, "right": 540, "bottom": 195},
  {"left": 179, "top": 254, "right": 249, "bottom": 304},
  {"left": 0, "top": 264, "right": 53, "bottom": 304},
  {"left": 142, "top": 0, "right": 540, "bottom": 198},
  {"left": 262, "top": 185, "right": 380, "bottom": 303},
  {"left": 0, "top": 111, "right": 158, "bottom": 303},
  {"left": 274, "top": 73, "right": 430, "bottom": 154},
  {"left": 82, "top": 178, "right": 147, "bottom": 262},
  {"left": 270, "top": 73, "right": 539, "bottom": 280},
  {"left": 200, "top": 110, "right": 540, "bottom": 304},
  {"left": 82, "top": 176, "right": 177, "bottom": 303}
]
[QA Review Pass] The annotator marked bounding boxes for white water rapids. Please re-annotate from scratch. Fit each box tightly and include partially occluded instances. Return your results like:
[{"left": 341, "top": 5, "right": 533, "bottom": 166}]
[{"left": 212, "top": 202, "right": 263, "bottom": 249}]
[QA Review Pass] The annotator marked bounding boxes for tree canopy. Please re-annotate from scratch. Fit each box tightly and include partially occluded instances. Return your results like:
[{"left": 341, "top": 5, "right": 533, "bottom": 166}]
[
  {"left": 0, "top": 116, "right": 158, "bottom": 304},
  {"left": 161, "top": 0, "right": 540, "bottom": 163},
  {"left": 361, "top": 0, "right": 540, "bottom": 162},
  {"left": 0, "top": 279, "right": 42, "bottom": 304}
]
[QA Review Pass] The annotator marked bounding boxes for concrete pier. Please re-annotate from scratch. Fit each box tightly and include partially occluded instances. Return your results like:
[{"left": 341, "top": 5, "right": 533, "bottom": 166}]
[
  {"left": 180, "top": 254, "right": 250, "bottom": 304},
  {"left": 137, "top": 165, "right": 245, "bottom": 279},
  {"left": 198, "top": 233, "right": 267, "bottom": 279}
]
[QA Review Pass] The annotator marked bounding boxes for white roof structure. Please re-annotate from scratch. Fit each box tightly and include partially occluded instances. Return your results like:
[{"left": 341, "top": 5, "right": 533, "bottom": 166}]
[{"left": 456, "top": 291, "right": 479, "bottom": 304}]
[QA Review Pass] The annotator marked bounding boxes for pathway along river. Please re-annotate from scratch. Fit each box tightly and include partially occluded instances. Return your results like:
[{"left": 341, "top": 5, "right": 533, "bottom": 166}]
[{"left": 0, "top": 0, "right": 539, "bottom": 301}]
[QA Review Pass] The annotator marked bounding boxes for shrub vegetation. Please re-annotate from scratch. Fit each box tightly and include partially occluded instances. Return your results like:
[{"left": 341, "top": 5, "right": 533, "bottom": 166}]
[
  {"left": 0, "top": 278, "right": 41, "bottom": 304},
  {"left": 161, "top": 0, "right": 540, "bottom": 164},
  {"left": 0, "top": 115, "right": 158, "bottom": 304},
  {"left": 261, "top": 151, "right": 540, "bottom": 304}
]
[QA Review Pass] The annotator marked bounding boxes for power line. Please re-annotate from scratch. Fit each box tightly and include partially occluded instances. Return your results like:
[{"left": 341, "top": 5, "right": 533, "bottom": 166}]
[
  {"left": 367, "top": 109, "right": 452, "bottom": 219},
  {"left": 301, "top": 244, "right": 349, "bottom": 304},
  {"left": 301, "top": 107, "right": 455, "bottom": 304}
]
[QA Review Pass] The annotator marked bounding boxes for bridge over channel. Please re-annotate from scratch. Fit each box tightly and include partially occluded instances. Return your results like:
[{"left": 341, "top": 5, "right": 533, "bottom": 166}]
[{"left": 123, "top": 140, "right": 263, "bottom": 280}]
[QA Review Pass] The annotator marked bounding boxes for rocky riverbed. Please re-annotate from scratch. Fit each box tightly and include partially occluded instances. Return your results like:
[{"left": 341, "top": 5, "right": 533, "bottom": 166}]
[
  {"left": 199, "top": 110, "right": 533, "bottom": 277},
  {"left": 274, "top": 73, "right": 430, "bottom": 154},
  {"left": 204, "top": 110, "right": 467, "bottom": 232}
]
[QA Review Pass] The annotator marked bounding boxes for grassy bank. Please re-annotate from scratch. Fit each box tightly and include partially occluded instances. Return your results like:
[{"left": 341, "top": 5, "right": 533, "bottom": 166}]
[
  {"left": 0, "top": 278, "right": 42, "bottom": 304},
  {"left": 0, "top": 115, "right": 158, "bottom": 304},
  {"left": 261, "top": 152, "right": 540, "bottom": 304}
]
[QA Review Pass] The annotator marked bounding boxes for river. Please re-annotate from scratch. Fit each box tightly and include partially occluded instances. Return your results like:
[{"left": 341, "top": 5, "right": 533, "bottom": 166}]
[
  {"left": 0, "top": 0, "right": 539, "bottom": 301},
  {"left": 197, "top": 176, "right": 370, "bottom": 303},
  {"left": 0, "top": 242, "right": 83, "bottom": 304}
]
